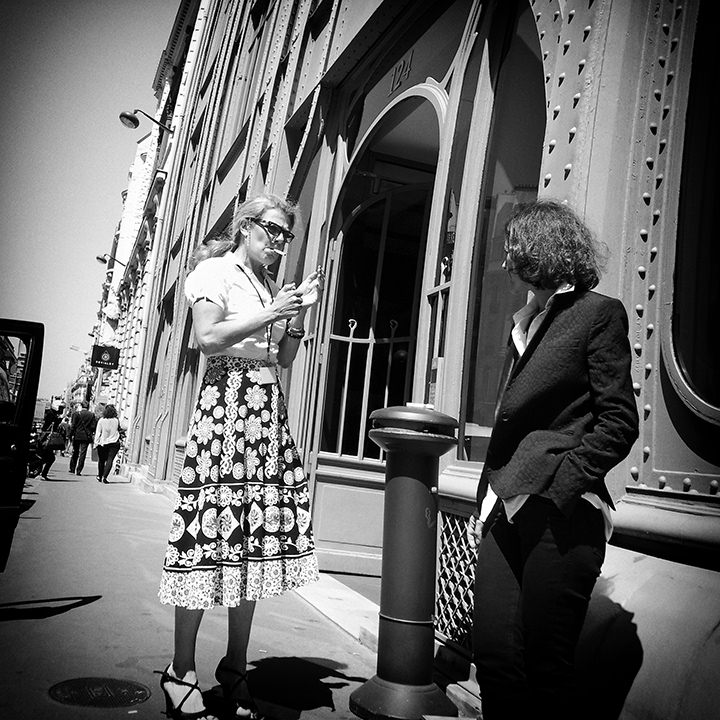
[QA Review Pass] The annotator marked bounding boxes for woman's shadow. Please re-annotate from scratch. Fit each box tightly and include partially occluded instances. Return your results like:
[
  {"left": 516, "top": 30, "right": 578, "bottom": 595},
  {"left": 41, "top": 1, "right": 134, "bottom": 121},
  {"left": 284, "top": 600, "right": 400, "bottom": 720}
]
[{"left": 208, "top": 656, "right": 367, "bottom": 719}]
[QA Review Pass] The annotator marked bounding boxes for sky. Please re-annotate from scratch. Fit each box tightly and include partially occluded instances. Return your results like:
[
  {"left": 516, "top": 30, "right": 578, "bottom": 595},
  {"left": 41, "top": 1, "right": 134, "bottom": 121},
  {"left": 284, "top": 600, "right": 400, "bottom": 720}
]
[{"left": 0, "top": 0, "right": 179, "bottom": 399}]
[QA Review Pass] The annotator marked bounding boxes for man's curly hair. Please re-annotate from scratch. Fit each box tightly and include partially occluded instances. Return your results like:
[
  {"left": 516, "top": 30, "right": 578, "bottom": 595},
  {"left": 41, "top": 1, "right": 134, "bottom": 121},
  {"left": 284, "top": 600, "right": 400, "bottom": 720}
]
[{"left": 504, "top": 200, "right": 607, "bottom": 290}]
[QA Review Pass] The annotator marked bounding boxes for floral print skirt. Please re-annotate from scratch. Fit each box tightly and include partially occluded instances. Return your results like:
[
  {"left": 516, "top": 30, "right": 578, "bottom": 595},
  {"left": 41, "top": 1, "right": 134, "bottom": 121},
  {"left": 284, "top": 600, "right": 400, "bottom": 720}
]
[{"left": 158, "top": 355, "right": 319, "bottom": 608}]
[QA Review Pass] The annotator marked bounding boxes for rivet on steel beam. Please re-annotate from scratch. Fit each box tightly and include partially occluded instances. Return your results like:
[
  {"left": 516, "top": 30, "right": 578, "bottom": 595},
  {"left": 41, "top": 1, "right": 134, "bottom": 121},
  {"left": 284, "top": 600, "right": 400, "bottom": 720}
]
[
  {"left": 637, "top": 266, "right": 646, "bottom": 279},
  {"left": 666, "top": 71, "right": 674, "bottom": 86},
  {"left": 553, "top": 105, "right": 561, "bottom": 118},
  {"left": 643, "top": 404, "right": 651, "bottom": 419},
  {"left": 655, "top": 174, "right": 664, "bottom": 189},
  {"left": 536, "top": 13, "right": 542, "bottom": 22},
  {"left": 548, "top": 139, "right": 556, "bottom": 153},
  {"left": 583, "top": 26, "right": 591, "bottom": 41},
  {"left": 652, "top": 210, "right": 661, "bottom": 225},
  {"left": 658, "top": 476, "right": 666, "bottom": 489},
  {"left": 646, "top": 324, "right": 654, "bottom": 338},
  {"left": 578, "top": 59, "right": 586, "bottom": 73},
  {"left": 640, "top": 229, "right": 648, "bottom": 242},
  {"left": 644, "top": 363, "right": 652, "bottom": 377},
  {"left": 568, "top": 10, "right": 575, "bottom": 22},
  {"left": 643, "top": 446, "right": 650, "bottom": 461},
  {"left": 630, "top": 466, "right": 639, "bottom": 480},
  {"left": 654, "top": 89, "right": 662, "bottom": 101},
  {"left": 563, "top": 40, "right": 571, "bottom": 54},
  {"left": 662, "top": 24, "right": 670, "bottom": 36},
  {"left": 659, "top": 138, "right": 667, "bottom": 153},
  {"left": 544, "top": 173, "right": 552, "bottom": 187},
  {"left": 558, "top": 73, "right": 565, "bottom": 87},
  {"left": 682, "top": 477, "right": 692, "bottom": 492},
  {"left": 545, "top": 73, "right": 551, "bottom": 83},
  {"left": 650, "top": 247, "right": 658, "bottom": 261},
  {"left": 649, "top": 122, "right": 658, "bottom": 135},
  {"left": 646, "top": 157, "right": 654, "bottom": 169},
  {"left": 642, "top": 193, "right": 651, "bottom": 205},
  {"left": 564, "top": 163, "right": 572, "bottom": 179},
  {"left": 553, "top": 11, "right": 560, "bottom": 22},
  {"left": 675, "top": 6, "right": 683, "bottom": 19},
  {"left": 710, "top": 480, "right": 718, "bottom": 495},
  {"left": 648, "top": 284, "right": 656, "bottom": 298},
  {"left": 662, "top": 105, "right": 670, "bottom": 119},
  {"left": 572, "top": 93, "right": 581, "bottom": 108},
  {"left": 634, "top": 343, "right": 643, "bottom": 356},
  {"left": 540, "top": 30, "right": 545, "bottom": 40},
  {"left": 671, "top": 38, "right": 679, "bottom": 52},
  {"left": 635, "top": 304, "right": 644, "bottom": 316},
  {"left": 633, "top": 382, "right": 642, "bottom": 396},
  {"left": 658, "top": 56, "right": 666, "bottom": 68}
]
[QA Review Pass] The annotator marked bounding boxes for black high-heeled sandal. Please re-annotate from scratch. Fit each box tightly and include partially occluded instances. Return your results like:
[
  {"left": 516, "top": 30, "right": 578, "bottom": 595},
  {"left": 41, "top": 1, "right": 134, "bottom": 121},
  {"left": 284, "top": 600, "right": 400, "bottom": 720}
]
[
  {"left": 155, "top": 665, "right": 215, "bottom": 720},
  {"left": 214, "top": 658, "right": 263, "bottom": 719}
]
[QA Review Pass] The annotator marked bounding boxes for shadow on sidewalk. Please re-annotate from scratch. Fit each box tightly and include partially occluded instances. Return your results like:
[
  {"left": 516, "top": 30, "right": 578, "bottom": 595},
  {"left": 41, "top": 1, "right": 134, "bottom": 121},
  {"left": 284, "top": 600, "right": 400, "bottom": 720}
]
[
  {"left": 0, "top": 595, "right": 102, "bottom": 621},
  {"left": 236, "top": 656, "right": 369, "bottom": 719},
  {"left": 39, "top": 476, "right": 82, "bottom": 483}
]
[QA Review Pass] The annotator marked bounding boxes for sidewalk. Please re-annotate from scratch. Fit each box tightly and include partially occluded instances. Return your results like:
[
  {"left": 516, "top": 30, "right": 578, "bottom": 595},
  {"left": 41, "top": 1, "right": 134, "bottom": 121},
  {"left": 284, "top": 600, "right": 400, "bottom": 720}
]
[{"left": 0, "top": 455, "right": 378, "bottom": 720}]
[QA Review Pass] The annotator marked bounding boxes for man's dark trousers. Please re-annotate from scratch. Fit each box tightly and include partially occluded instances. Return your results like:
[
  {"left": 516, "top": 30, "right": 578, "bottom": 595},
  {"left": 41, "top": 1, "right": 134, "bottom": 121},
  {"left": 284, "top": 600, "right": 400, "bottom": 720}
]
[
  {"left": 69, "top": 440, "right": 90, "bottom": 475},
  {"left": 472, "top": 496, "right": 605, "bottom": 720}
]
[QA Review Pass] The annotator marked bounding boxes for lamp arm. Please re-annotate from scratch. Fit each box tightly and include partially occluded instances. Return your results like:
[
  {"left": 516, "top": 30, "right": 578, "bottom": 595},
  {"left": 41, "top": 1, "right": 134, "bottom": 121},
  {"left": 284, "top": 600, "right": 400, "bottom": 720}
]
[{"left": 134, "top": 108, "right": 174, "bottom": 134}]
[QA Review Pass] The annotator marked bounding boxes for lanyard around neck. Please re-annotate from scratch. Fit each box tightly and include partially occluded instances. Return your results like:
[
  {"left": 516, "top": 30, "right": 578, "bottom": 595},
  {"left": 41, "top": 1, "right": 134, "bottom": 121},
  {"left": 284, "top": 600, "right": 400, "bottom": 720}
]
[{"left": 236, "top": 264, "right": 274, "bottom": 359}]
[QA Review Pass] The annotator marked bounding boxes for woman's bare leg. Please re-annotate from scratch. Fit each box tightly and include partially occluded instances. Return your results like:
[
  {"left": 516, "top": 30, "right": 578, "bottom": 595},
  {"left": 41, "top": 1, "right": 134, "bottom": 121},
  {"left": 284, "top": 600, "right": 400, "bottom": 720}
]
[
  {"left": 225, "top": 600, "right": 256, "bottom": 671},
  {"left": 174, "top": 606, "right": 205, "bottom": 676}
]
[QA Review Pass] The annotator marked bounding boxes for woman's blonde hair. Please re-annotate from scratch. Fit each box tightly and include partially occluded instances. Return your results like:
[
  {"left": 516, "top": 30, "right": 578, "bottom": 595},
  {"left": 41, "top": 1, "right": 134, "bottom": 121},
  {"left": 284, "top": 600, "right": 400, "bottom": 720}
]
[{"left": 189, "top": 193, "right": 299, "bottom": 270}]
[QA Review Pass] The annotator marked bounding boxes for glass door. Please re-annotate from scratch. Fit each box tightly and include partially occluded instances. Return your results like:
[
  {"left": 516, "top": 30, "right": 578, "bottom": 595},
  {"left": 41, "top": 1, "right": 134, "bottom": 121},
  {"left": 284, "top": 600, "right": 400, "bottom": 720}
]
[{"left": 320, "top": 185, "right": 431, "bottom": 461}]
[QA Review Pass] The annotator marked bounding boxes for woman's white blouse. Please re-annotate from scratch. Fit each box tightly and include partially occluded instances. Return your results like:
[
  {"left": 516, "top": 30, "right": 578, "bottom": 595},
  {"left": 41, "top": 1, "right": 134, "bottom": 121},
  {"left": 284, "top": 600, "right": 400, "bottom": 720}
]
[
  {"left": 184, "top": 253, "right": 285, "bottom": 361},
  {"left": 95, "top": 417, "right": 120, "bottom": 446}
]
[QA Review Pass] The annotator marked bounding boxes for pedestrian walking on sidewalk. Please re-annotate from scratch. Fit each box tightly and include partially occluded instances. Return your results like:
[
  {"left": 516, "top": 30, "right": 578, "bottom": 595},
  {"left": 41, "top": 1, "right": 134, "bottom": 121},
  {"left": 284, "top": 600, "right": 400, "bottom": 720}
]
[
  {"left": 157, "top": 193, "right": 324, "bottom": 720},
  {"left": 58, "top": 411, "right": 72, "bottom": 456},
  {"left": 38, "top": 406, "right": 62, "bottom": 479},
  {"left": 68, "top": 400, "right": 97, "bottom": 475},
  {"left": 468, "top": 200, "right": 639, "bottom": 720},
  {"left": 94, "top": 404, "right": 121, "bottom": 483}
]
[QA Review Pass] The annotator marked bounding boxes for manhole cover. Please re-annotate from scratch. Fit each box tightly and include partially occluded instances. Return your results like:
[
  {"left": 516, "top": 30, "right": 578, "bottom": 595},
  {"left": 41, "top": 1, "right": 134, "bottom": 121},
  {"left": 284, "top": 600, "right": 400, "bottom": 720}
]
[{"left": 49, "top": 677, "right": 151, "bottom": 707}]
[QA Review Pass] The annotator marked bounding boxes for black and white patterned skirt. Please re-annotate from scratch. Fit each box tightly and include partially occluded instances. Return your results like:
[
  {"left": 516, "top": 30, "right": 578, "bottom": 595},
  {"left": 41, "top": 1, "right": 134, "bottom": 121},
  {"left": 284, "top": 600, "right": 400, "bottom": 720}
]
[{"left": 158, "top": 355, "right": 319, "bottom": 608}]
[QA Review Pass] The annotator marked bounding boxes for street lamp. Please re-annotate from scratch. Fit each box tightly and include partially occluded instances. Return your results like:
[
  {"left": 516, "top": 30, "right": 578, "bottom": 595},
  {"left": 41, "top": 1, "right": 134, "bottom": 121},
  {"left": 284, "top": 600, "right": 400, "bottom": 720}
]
[
  {"left": 119, "top": 108, "right": 173, "bottom": 134},
  {"left": 96, "top": 254, "right": 126, "bottom": 267}
]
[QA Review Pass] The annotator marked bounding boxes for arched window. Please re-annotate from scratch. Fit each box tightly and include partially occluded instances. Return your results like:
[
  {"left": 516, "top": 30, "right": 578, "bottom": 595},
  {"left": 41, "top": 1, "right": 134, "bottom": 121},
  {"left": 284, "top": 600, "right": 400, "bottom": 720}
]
[
  {"left": 460, "top": 2, "right": 546, "bottom": 461},
  {"left": 672, "top": 0, "right": 719, "bottom": 411}
]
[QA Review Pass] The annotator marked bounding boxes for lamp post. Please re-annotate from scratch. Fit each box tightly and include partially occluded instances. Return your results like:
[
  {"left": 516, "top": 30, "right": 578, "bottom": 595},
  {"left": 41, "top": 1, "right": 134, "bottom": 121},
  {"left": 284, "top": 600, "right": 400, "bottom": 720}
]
[{"left": 119, "top": 108, "right": 174, "bottom": 134}]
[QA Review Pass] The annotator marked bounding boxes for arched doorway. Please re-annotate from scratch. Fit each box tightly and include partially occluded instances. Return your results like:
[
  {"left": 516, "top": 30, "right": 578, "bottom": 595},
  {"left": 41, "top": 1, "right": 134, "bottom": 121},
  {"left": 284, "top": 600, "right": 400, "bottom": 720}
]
[{"left": 310, "top": 97, "right": 440, "bottom": 574}]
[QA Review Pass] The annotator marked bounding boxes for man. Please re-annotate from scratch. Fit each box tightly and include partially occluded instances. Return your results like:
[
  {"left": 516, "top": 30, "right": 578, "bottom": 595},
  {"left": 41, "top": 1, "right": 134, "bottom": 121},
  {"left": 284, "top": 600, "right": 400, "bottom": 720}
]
[
  {"left": 469, "top": 200, "right": 639, "bottom": 720},
  {"left": 69, "top": 400, "right": 97, "bottom": 476}
]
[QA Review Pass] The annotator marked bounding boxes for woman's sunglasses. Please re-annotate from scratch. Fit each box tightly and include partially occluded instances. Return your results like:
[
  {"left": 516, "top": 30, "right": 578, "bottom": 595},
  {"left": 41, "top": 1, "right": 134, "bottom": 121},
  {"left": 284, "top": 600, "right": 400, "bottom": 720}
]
[{"left": 250, "top": 217, "right": 295, "bottom": 244}]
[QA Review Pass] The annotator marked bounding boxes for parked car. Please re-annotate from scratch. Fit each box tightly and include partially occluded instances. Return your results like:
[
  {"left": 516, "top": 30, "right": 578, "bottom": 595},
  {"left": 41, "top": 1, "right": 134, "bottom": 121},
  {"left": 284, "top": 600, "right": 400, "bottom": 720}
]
[{"left": 0, "top": 319, "right": 44, "bottom": 571}]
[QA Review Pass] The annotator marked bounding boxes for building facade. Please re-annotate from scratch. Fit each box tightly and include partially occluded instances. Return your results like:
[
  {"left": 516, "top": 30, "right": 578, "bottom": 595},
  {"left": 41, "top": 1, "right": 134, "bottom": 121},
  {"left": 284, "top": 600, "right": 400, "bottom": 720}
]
[{"left": 110, "top": 0, "right": 718, "bottom": 715}]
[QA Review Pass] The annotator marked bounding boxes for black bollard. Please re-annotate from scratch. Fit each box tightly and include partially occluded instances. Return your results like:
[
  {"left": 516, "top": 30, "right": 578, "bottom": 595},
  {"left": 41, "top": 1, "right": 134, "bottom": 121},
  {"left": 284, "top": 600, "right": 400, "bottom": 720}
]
[{"left": 350, "top": 405, "right": 459, "bottom": 720}]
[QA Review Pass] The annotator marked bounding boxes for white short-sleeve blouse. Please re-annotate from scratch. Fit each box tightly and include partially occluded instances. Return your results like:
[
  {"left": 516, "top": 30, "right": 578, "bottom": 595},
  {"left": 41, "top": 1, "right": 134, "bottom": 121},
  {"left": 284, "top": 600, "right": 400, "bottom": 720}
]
[{"left": 185, "top": 253, "right": 285, "bottom": 362}]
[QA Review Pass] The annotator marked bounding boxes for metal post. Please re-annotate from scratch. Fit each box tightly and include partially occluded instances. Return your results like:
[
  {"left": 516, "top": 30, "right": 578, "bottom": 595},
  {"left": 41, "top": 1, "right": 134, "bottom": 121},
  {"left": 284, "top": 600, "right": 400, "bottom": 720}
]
[{"left": 350, "top": 405, "right": 459, "bottom": 720}]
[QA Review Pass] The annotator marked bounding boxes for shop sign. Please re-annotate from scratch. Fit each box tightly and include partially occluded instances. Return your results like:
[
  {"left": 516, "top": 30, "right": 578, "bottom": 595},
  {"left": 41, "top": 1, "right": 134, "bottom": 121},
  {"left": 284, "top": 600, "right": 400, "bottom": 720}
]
[{"left": 91, "top": 345, "right": 120, "bottom": 369}]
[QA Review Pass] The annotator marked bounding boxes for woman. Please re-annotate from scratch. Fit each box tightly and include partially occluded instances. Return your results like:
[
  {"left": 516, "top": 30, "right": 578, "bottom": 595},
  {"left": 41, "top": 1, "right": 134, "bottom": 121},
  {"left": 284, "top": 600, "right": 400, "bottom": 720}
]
[
  {"left": 469, "top": 200, "right": 639, "bottom": 720},
  {"left": 94, "top": 404, "right": 121, "bottom": 483},
  {"left": 157, "top": 194, "right": 323, "bottom": 720},
  {"left": 38, "top": 407, "right": 61, "bottom": 479}
]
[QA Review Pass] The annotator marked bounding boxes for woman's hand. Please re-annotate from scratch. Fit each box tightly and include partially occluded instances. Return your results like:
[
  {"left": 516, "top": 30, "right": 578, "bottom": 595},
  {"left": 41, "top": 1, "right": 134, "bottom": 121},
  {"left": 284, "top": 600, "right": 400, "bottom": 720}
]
[
  {"left": 269, "top": 283, "right": 303, "bottom": 320},
  {"left": 296, "top": 266, "right": 325, "bottom": 307}
]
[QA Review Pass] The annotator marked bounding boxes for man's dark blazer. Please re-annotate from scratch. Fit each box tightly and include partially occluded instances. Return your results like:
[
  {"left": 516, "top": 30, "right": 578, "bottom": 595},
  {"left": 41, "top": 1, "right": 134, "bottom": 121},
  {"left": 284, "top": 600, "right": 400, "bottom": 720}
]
[
  {"left": 476, "top": 289, "right": 639, "bottom": 519},
  {"left": 70, "top": 409, "right": 97, "bottom": 443}
]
